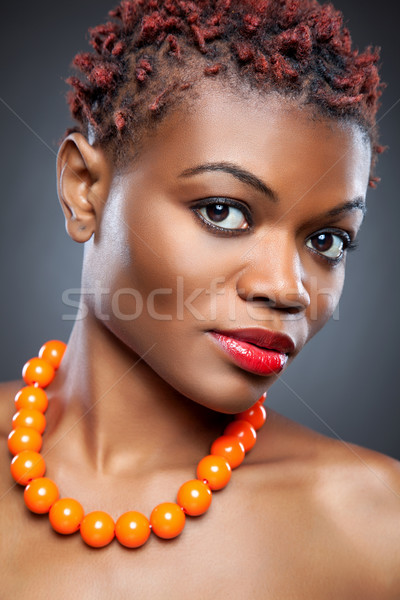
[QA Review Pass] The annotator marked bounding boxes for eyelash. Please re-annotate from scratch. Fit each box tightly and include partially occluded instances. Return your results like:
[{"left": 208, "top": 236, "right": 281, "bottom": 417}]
[
  {"left": 191, "top": 197, "right": 253, "bottom": 237},
  {"left": 191, "top": 198, "right": 359, "bottom": 264},
  {"left": 306, "top": 228, "right": 359, "bottom": 266}
]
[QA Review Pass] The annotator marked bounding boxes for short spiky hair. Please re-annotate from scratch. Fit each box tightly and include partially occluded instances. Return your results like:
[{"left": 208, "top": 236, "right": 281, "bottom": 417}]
[{"left": 65, "top": 0, "right": 385, "bottom": 186}]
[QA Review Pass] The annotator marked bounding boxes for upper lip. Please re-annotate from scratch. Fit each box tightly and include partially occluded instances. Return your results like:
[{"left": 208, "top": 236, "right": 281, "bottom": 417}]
[{"left": 210, "top": 328, "right": 296, "bottom": 354}]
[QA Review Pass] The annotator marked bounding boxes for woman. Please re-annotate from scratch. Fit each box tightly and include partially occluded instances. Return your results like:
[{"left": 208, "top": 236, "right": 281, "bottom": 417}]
[{"left": 1, "top": 0, "right": 399, "bottom": 597}]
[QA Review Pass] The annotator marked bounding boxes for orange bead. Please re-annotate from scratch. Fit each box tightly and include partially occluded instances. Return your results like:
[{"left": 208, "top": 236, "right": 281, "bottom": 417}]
[
  {"left": 15, "top": 386, "right": 48, "bottom": 413},
  {"left": 224, "top": 420, "right": 257, "bottom": 452},
  {"left": 49, "top": 498, "right": 84, "bottom": 534},
  {"left": 177, "top": 479, "right": 212, "bottom": 516},
  {"left": 24, "top": 477, "right": 59, "bottom": 514},
  {"left": 115, "top": 511, "right": 151, "bottom": 548},
  {"left": 235, "top": 402, "right": 267, "bottom": 431},
  {"left": 12, "top": 409, "right": 46, "bottom": 434},
  {"left": 210, "top": 435, "right": 245, "bottom": 469},
  {"left": 8, "top": 427, "right": 42, "bottom": 455},
  {"left": 196, "top": 455, "right": 232, "bottom": 491},
  {"left": 150, "top": 502, "right": 185, "bottom": 539},
  {"left": 10, "top": 450, "right": 46, "bottom": 485},
  {"left": 38, "top": 340, "right": 67, "bottom": 370},
  {"left": 22, "top": 357, "right": 55, "bottom": 388},
  {"left": 80, "top": 511, "right": 115, "bottom": 548},
  {"left": 258, "top": 392, "right": 267, "bottom": 403}
]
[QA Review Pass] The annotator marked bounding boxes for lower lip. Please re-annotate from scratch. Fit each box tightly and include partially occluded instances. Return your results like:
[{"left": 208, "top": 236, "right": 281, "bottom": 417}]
[{"left": 209, "top": 332, "right": 288, "bottom": 376}]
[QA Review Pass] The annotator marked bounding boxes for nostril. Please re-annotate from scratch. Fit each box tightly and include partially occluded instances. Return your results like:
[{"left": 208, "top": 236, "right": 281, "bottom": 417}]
[
  {"left": 250, "top": 296, "right": 274, "bottom": 305},
  {"left": 236, "top": 273, "right": 310, "bottom": 312},
  {"left": 244, "top": 295, "right": 304, "bottom": 313},
  {"left": 281, "top": 305, "right": 302, "bottom": 315}
]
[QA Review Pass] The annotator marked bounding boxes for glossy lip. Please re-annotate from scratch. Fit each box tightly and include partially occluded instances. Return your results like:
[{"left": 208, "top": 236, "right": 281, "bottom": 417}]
[
  {"left": 210, "top": 328, "right": 296, "bottom": 354},
  {"left": 208, "top": 328, "right": 295, "bottom": 376}
]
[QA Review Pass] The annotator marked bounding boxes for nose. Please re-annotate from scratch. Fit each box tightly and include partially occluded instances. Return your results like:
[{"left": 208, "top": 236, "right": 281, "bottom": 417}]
[{"left": 236, "top": 231, "right": 310, "bottom": 313}]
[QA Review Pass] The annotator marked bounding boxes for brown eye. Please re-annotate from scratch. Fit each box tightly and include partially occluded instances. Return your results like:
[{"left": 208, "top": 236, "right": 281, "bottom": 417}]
[
  {"left": 306, "top": 232, "right": 346, "bottom": 260},
  {"left": 197, "top": 203, "right": 248, "bottom": 230},
  {"left": 205, "top": 204, "right": 229, "bottom": 222}
]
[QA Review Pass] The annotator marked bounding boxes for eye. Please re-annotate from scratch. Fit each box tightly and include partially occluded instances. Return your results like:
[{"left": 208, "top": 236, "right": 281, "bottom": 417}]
[
  {"left": 195, "top": 201, "right": 249, "bottom": 231},
  {"left": 306, "top": 229, "right": 353, "bottom": 262}
]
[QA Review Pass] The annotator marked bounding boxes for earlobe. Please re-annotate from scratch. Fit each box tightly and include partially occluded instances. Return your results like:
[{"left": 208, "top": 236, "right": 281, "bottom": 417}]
[{"left": 56, "top": 133, "right": 112, "bottom": 243}]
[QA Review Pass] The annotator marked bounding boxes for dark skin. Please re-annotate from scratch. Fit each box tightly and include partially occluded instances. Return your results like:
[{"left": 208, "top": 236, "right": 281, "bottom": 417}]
[{"left": 1, "top": 83, "right": 399, "bottom": 599}]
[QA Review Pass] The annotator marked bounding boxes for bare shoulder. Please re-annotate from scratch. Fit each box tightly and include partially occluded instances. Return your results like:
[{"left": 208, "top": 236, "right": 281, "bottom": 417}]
[
  {"left": 319, "top": 435, "right": 400, "bottom": 535},
  {"left": 254, "top": 409, "right": 400, "bottom": 595},
  {"left": 256, "top": 407, "right": 400, "bottom": 500},
  {"left": 312, "top": 429, "right": 400, "bottom": 524},
  {"left": 319, "top": 438, "right": 400, "bottom": 593}
]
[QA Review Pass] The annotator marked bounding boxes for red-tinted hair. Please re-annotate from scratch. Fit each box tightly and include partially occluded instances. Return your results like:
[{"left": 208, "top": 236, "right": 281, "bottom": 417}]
[{"left": 65, "top": 0, "right": 385, "bottom": 185}]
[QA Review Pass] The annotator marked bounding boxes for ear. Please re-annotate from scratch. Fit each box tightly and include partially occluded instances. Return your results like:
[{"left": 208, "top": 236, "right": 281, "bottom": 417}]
[{"left": 56, "top": 133, "right": 113, "bottom": 243}]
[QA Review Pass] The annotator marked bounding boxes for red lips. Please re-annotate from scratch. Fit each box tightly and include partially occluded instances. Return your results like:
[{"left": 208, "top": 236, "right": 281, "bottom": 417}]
[{"left": 209, "top": 328, "right": 295, "bottom": 376}]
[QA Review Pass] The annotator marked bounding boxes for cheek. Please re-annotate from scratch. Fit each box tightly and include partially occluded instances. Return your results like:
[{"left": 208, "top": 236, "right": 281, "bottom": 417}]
[
  {"left": 304, "top": 265, "right": 346, "bottom": 340},
  {"left": 96, "top": 200, "right": 256, "bottom": 408},
  {"left": 97, "top": 198, "right": 238, "bottom": 350},
  {"left": 119, "top": 200, "right": 242, "bottom": 314}
]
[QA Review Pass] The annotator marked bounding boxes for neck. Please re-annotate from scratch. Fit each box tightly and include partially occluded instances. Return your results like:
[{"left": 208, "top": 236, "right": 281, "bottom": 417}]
[{"left": 44, "top": 314, "right": 228, "bottom": 475}]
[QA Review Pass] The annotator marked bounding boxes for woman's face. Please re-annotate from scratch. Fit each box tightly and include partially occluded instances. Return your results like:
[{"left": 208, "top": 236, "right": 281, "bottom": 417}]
[{"left": 86, "top": 84, "right": 370, "bottom": 413}]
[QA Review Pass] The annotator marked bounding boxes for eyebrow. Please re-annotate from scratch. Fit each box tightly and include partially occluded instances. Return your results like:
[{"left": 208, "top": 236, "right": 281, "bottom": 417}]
[
  {"left": 324, "top": 197, "right": 367, "bottom": 218},
  {"left": 178, "top": 161, "right": 279, "bottom": 202},
  {"left": 178, "top": 160, "right": 366, "bottom": 218}
]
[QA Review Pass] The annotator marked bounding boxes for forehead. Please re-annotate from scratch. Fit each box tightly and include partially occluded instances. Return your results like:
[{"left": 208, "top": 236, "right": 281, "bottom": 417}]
[{"left": 125, "top": 83, "right": 371, "bottom": 203}]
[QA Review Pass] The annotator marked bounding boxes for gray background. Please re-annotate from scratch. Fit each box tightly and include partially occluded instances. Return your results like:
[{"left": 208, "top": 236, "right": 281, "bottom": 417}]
[{"left": 1, "top": 1, "right": 399, "bottom": 458}]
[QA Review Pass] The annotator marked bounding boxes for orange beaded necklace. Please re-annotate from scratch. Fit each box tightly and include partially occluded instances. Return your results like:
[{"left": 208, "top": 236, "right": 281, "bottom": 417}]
[{"left": 9, "top": 340, "right": 267, "bottom": 548}]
